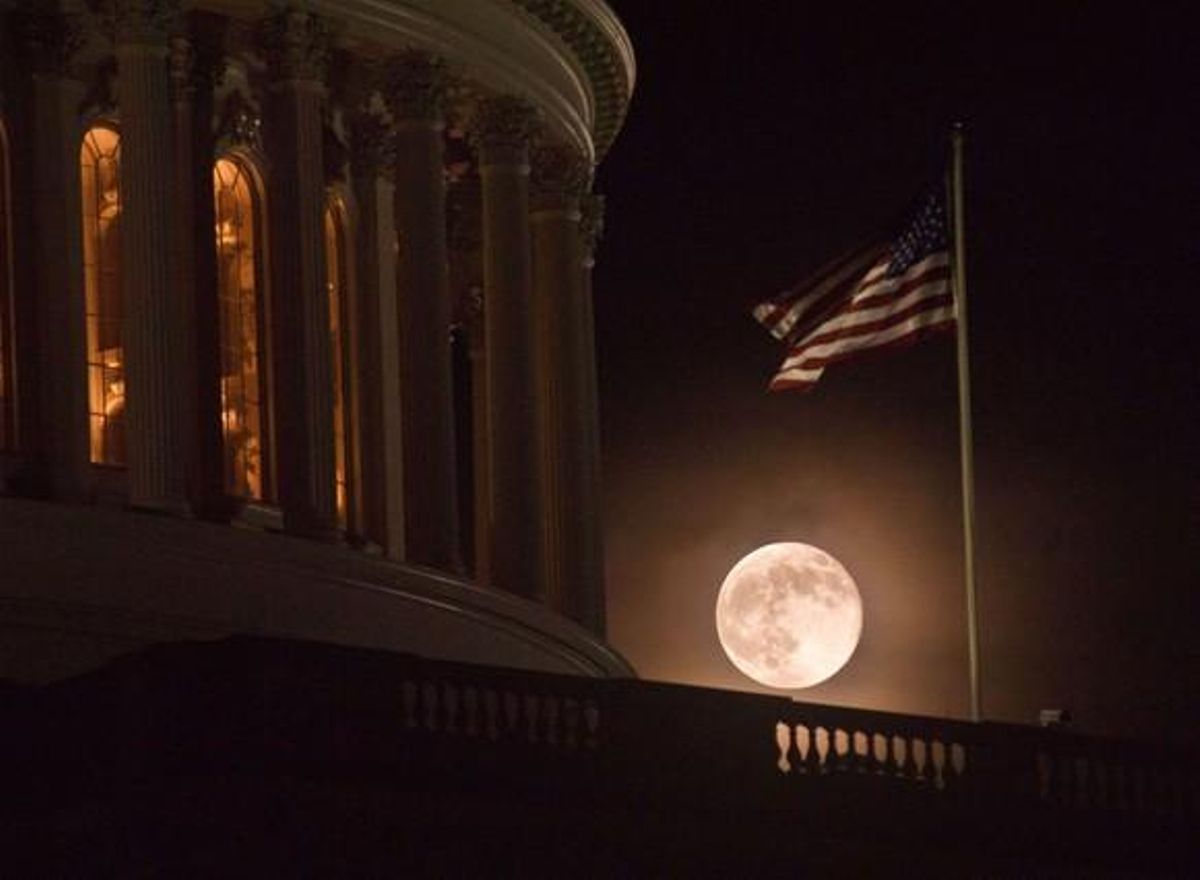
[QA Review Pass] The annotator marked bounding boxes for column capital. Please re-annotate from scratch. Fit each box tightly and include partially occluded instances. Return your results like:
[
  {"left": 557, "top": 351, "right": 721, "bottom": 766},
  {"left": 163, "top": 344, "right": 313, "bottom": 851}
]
[
  {"left": 17, "top": 11, "right": 84, "bottom": 76},
  {"left": 88, "top": 0, "right": 180, "bottom": 46},
  {"left": 531, "top": 143, "right": 591, "bottom": 213},
  {"left": 383, "top": 50, "right": 449, "bottom": 124},
  {"left": 470, "top": 94, "right": 541, "bottom": 167},
  {"left": 346, "top": 109, "right": 394, "bottom": 177},
  {"left": 167, "top": 24, "right": 225, "bottom": 103},
  {"left": 259, "top": 8, "right": 328, "bottom": 84},
  {"left": 580, "top": 193, "right": 606, "bottom": 264}
]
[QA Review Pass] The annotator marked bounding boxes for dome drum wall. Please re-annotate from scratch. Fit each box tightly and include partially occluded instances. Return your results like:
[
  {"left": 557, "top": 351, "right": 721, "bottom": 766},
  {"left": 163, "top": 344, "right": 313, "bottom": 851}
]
[{"left": 0, "top": 0, "right": 634, "bottom": 680}]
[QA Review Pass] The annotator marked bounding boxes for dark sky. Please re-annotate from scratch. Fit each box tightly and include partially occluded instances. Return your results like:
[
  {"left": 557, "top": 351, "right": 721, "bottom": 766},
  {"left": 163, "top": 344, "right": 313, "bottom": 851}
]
[{"left": 593, "top": 2, "right": 1199, "bottom": 744}]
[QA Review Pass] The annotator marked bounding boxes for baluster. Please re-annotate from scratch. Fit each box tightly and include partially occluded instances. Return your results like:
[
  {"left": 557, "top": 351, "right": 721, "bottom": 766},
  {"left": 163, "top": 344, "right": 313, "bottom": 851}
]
[
  {"left": 544, "top": 696, "right": 560, "bottom": 747},
  {"left": 401, "top": 680, "right": 418, "bottom": 729},
  {"left": 562, "top": 697, "right": 580, "bottom": 750},
  {"left": 443, "top": 682, "right": 459, "bottom": 734},
  {"left": 524, "top": 693, "right": 540, "bottom": 743},
  {"left": 873, "top": 733, "right": 890, "bottom": 775},
  {"left": 797, "top": 725, "right": 817, "bottom": 775},
  {"left": 481, "top": 689, "right": 496, "bottom": 740},
  {"left": 853, "top": 730, "right": 869, "bottom": 773},
  {"left": 833, "top": 728, "right": 850, "bottom": 773},
  {"left": 422, "top": 681, "right": 439, "bottom": 731},
  {"left": 814, "top": 726, "right": 830, "bottom": 773},
  {"left": 930, "top": 738, "right": 946, "bottom": 789},
  {"left": 891, "top": 734, "right": 908, "bottom": 780},
  {"left": 583, "top": 699, "right": 600, "bottom": 748},
  {"left": 911, "top": 737, "right": 928, "bottom": 785},
  {"left": 949, "top": 742, "right": 967, "bottom": 787},
  {"left": 462, "top": 686, "right": 479, "bottom": 738},
  {"left": 503, "top": 690, "right": 520, "bottom": 738},
  {"left": 775, "top": 721, "right": 793, "bottom": 773}
]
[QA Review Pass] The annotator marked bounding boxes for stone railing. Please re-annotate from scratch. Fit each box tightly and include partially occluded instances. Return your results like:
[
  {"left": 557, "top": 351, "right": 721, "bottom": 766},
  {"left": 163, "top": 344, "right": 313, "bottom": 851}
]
[{"left": 775, "top": 701, "right": 1196, "bottom": 820}]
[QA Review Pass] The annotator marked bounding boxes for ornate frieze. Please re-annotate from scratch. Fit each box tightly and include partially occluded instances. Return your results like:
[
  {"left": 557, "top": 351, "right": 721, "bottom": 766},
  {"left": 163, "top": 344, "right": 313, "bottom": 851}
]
[
  {"left": 258, "top": 8, "right": 328, "bottom": 84},
  {"left": 531, "top": 143, "right": 590, "bottom": 212},
  {"left": 383, "top": 51, "right": 448, "bottom": 124}
]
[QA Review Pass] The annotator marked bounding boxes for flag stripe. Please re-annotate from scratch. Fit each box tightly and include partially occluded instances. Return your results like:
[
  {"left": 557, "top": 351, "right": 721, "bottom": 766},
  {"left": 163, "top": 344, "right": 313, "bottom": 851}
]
[{"left": 753, "top": 188, "right": 954, "bottom": 391}]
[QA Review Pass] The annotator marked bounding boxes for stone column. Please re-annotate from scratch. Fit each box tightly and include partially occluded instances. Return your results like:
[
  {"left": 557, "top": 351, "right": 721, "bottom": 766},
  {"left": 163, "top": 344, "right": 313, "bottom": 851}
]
[
  {"left": 473, "top": 95, "right": 542, "bottom": 601},
  {"left": 21, "top": 13, "right": 89, "bottom": 500},
  {"left": 346, "top": 107, "right": 392, "bottom": 551},
  {"left": 168, "top": 17, "right": 226, "bottom": 520},
  {"left": 578, "top": 193, "right": 607, "bottom": 634},
  {"left": 113, "top": 0, "right": 189, "bottom": 514},
  {"left": 261, "top": 9, "right": 336, "bottom": 538},
  {"left": 530, "top": 143, "right": 602, "bottom": 629},
  {"left": 383, "top": 54, "right": 461, "bottom": 571}
]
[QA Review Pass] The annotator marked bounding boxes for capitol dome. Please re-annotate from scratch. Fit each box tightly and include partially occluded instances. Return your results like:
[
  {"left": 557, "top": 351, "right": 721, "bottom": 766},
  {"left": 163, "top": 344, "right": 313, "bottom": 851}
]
[{"left": 0, "top": 0, "right": 636, "bottom": 681}]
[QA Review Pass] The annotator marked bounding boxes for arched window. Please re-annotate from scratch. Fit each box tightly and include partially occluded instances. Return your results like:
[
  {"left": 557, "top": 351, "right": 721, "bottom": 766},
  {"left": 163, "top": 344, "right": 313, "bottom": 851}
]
[
  {"left": 80, "top": 126, "right": 124, "bottom": 465},
  {"left": 324, "top": 198, "right": 351, "bottom": 527},
  {"left": 213, "top": 157, "right": 269, "bottom": 501},
  {"left": 0, "top": 119, "right": 11, "bottom": 451}
]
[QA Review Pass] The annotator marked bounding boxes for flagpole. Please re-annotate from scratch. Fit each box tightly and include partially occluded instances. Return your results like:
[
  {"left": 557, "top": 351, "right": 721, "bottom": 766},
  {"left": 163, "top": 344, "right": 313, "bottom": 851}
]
[{"left": 950, "top": 124, "right": 982, "bottom": 723}]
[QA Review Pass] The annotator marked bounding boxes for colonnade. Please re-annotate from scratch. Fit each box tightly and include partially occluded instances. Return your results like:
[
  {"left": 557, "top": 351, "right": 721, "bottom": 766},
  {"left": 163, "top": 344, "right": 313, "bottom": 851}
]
[{"left": 0, "top": 3, "right": 606, "bottom": 633}]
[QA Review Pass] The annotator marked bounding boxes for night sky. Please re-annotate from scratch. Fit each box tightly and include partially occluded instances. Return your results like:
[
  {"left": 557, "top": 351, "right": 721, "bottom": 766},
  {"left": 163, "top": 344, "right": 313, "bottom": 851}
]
[{"left": 593, "top": 2, "right": 1198, "bottom": 744}]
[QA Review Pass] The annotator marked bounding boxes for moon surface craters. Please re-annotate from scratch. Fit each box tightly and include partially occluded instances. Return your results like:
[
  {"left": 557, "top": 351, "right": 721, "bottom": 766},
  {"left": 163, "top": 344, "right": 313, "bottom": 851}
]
[{"left": 715, "top": 542, "right": 863, "bottom": 689}]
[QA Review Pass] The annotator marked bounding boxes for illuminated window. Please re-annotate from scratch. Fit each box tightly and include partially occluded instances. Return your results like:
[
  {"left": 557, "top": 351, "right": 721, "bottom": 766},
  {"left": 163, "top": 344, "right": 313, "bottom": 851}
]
[
  {"left": 0, "top": 119, "right": 10, "bottom": 450},
  {"left": 324, "top": 199, "right": 350, "bottom": 526},
  {"left": 80, "top": 126, "right": 124, "bottom": 465},
  {"left": 213, "top": 157, "right": 268, "bottom": 500}
]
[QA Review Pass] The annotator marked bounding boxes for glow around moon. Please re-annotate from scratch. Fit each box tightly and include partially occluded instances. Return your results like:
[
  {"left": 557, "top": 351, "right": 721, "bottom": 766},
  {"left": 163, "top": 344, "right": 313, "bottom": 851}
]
[{"left": 715, "top": 542, "right": 863, "bottom": 689}]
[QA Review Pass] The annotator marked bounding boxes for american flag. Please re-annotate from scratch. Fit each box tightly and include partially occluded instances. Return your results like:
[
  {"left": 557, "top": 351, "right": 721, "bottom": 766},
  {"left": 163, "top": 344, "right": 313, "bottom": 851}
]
[{"left": 752, "top": 190, "right": 955, "bottom": 391}]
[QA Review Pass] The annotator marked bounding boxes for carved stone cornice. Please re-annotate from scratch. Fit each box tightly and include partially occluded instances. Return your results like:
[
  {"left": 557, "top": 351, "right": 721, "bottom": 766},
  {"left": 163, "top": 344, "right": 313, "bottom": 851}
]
[
  {"left": 215, "top": 89, "right": 262, "bottom": 153},
  {"left": 470, "top": 94, "right": 541, "bottom": 157},
  {"left": 346, "top": 109, "right": 394, "bottom": 177},
  {"left": 17, "top": 11, "right": 84, "bottom": 77},
  {"left": 258, "top": 8, "right": 328, "bottom": 84},
  {"left": 383, "top": 51, "right": 448, "bottom": 124},
  {"left": 531, "top": 143, "right": 590, "bottom": 213},
  {"left": 579, "top": 193, "right": 605, "bottom": 262}
]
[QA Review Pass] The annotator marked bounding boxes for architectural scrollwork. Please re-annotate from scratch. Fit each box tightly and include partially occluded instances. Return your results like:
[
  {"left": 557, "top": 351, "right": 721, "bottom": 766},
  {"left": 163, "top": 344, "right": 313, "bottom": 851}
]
[
  {"left": 470, "top": 94, "right": 542, "bottom": 154},
  {"left": 531, "top": 143, "right": 591, "bottom": 211},
  {"left": 383, "top": 51, "right": 449, "bottom": 124},
  {"left": 215, "top": 89, "right": 262, "bottom": 153},
  {"left": 258, "top": 8, "right": 329, "bottom": 83}
]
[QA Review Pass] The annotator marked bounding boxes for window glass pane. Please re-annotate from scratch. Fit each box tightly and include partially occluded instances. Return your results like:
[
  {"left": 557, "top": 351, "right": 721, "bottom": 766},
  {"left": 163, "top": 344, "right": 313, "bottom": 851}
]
[
  {"left": 213, "top": 157, "right": 266, "bottom": 500},
  {"left": 325, "top": 201, "right": 348, "bottom": 527},
  {"left": 80, "top": 126, "right": 125, "bottom": 465}
]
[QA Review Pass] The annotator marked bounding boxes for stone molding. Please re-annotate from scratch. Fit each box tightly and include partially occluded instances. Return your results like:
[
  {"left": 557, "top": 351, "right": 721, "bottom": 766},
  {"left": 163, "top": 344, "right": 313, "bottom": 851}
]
[
  {"left": 383, "top": 50, "right": 449, "bottom": 124},
  {"left": 259, "top": 8, "right": 328, "bottom": 84}
]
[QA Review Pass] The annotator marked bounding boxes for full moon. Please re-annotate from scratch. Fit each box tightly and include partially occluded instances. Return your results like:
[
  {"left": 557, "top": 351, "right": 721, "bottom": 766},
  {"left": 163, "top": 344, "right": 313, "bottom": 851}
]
[{"left": 715, "top": 542, "right": 863, "bottom": 689}]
